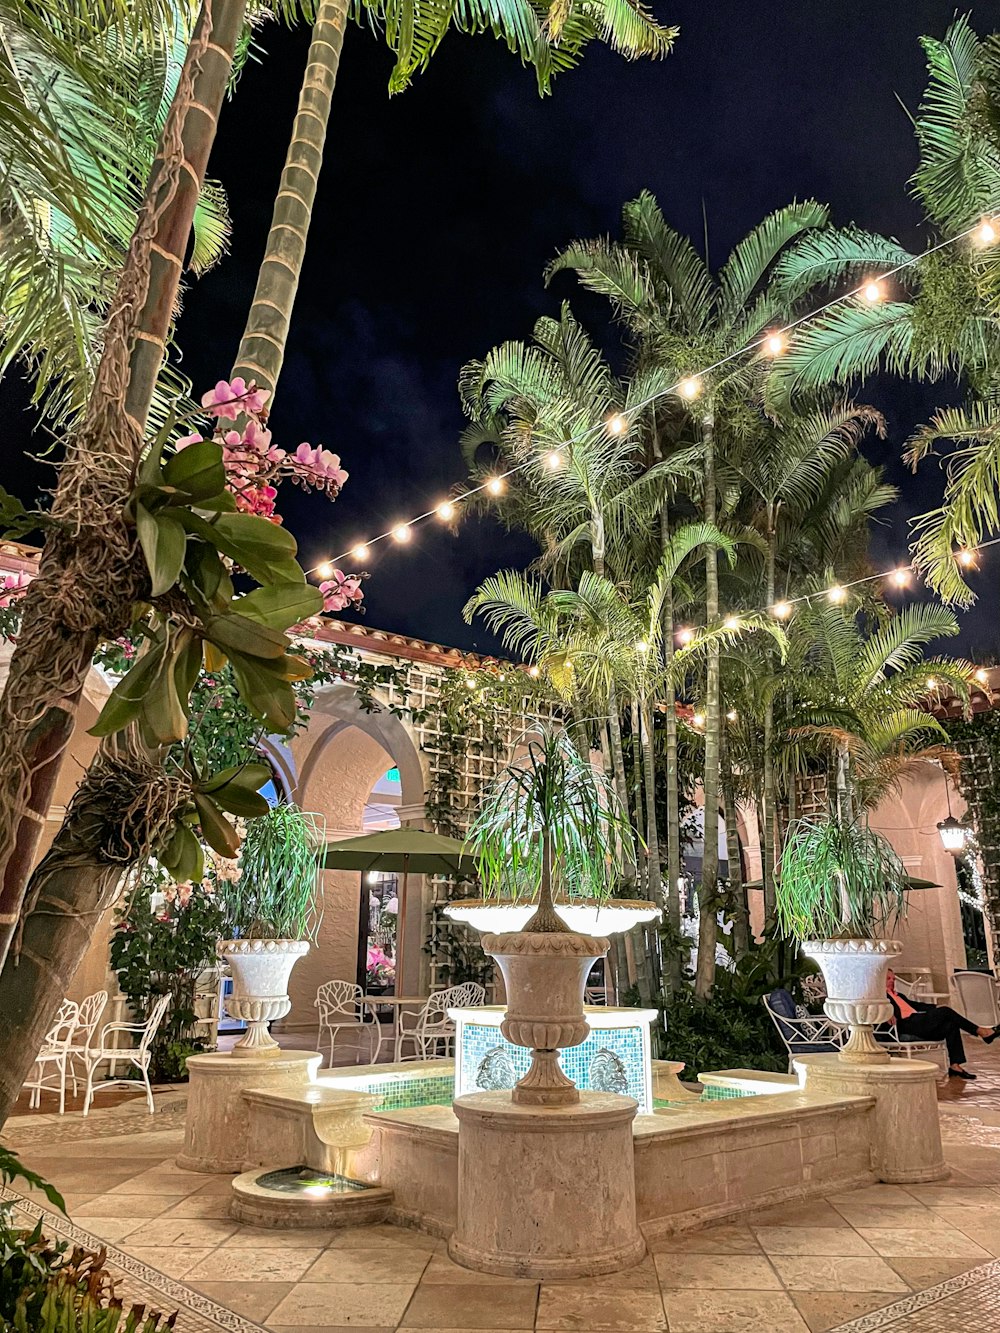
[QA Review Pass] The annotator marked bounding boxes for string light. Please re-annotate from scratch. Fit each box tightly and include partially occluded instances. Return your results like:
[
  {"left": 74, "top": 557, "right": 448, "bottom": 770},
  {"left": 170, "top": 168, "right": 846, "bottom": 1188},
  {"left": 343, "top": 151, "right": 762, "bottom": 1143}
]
[
  {"left": 956, "top": 547, "right": 977, "bottom": 568},
  {"left": 636, "top": 639, "right": 650, "bottom": 652},
  {"left": 528, "top": 666, "right": 540, "bottom": 678},
  {"left": 436, "top": 501, "right": 456, "bottom": 521},
  {"left": 544, "top": 450, "right": 563, "bottom": 470},
  {"left": 772, "top": 601, "right": 792, "bottom": 619},
  {"left": 692, "top": 712, "right": 705, "bottom": 727},
  {"left": 828, "top": 585, "right": 847, "bottom": 603},
  {"left": 723, "top": 615, "right": 741, "bottom": 631},
  {"left": 764, "top": 332, "right": 785, "bottom": 356},
  {"left": 926, "top": 677, "right": 938, "bottom": 690},
  {"left": 726, "top": 709, "right": 738, "bottom": 722},
  {"left": 464, "top": 676, "right": 476, "bottom": 689},
  {"left": 392, "top": 524, "right": 411, "bottom": 543},
  {"left": 315, "top": 561, "right": 334, "bottom": 579},
  {"left": 890, "top": 567, "right": 910, "bottom": 587},
  {"left": 975, "top": 668, "right": 990, "bottom": 685},
  {"left": 677, "top": 627, "right": 695, "bottom": 645},
  {"left": 320, "top": 223, "right": 988, "bottom": 570}
]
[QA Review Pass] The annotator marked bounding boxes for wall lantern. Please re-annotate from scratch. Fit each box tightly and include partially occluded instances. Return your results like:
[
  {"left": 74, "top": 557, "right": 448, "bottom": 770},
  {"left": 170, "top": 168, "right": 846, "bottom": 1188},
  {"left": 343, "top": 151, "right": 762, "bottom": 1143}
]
[{"left": 937, "top": 766, "right": 971, "bottom": 854}]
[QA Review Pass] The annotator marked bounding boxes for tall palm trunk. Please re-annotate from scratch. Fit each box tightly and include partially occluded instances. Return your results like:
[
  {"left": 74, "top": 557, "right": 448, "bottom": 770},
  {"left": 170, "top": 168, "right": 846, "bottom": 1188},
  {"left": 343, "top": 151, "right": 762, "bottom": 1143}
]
[
  {"left": 695, "top": 408, "right": 719, "bottom": 1000},
  {"left": 232, "top": 0, "right": 347, "bottom": 393},
  {"left": 639, "top": 700, "right": 664, "bottom": 911},
  {"left": 0, "top": 0, "right": 246, "bottom": 975},
  {"left": 722, "top": 728, "right": 749, "bottom": 960},
  {"left": 761, "top": 514, "right": 778, "bottom": 925},
  {"left": 660, "top": 511, "right": 682, "bottom": 991}
]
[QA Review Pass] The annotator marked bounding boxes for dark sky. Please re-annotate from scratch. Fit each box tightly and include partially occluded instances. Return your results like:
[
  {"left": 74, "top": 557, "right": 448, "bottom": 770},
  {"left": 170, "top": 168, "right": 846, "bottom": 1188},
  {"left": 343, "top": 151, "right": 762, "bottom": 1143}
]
[{"left": 7, "top": 1, "right": 998, "bottom": 655}]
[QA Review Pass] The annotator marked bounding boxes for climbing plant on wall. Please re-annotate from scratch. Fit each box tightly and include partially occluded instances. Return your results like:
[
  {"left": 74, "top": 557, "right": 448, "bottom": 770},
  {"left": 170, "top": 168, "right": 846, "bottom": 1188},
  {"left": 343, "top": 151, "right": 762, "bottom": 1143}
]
[{"left": 944, "top": 711, "right": 1000, "bottom": 967}]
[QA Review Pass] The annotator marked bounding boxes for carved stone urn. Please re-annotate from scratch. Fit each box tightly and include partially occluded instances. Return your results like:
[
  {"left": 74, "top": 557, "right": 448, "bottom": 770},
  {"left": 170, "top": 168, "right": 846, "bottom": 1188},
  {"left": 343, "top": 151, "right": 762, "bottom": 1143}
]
[
  {"left": 217, "top": 938, "right": 310, "bottom": 1057},
  {"left": 804, "top": 938, "right": 903, "bottom": 1064},
  {"left": 480, "top": 836, "right": 609, "bottom": 1106}
]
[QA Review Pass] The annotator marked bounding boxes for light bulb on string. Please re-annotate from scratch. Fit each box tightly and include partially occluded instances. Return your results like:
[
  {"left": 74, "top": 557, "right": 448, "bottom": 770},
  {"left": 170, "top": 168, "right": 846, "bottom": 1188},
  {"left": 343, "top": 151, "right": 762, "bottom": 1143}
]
[
  {"left": 606, "top": 413, "right": 627, "bottom": 436},
  {"left": 889, "top": 568, "right": 910, "bottom": 588},
  {"left": 956, "top": 548, "right": 977, "bottom": 568},
  {"left": 974, "top": 219, "right": 998, "bottom": 248},
  {"left": 677, "top": 627, "right": 695, "bottom": 645},
  {"left": 975, "top": 668, "right": 990, "bottom": 685},
  {"left": 315, "top": 561, "right": 334, "bottom": 579},
  {"left": 486, "top": 476, "right": 505, "bottom": 496},
  {"left": 544, "top": 450, "right": 563, "bottom": 470},
  {"left": 351, "top": 544, "right": 369, "bottom": 562},
  {"left": 528, "top": 665, "right": 540, "bottom": 678},
  {"left": 828, "top": 585, "right": 847, "bottom": 604},
  {"left": 723, "top": 615, "right": 741, "bottom": 631},
  {"left": 861, "top": 279, "right": 885, "bottom": 303},
  {"left": 726, "top": 710, "right": 738, "bottom": 722},
  {"left": 692, "top": 712, "right": 705, "bottom": 727},
  {"left": 636, "top": 639, "right": 649, "bottom": 653},
  {"left": 678, "top": 376, "right": 701, "bottom": 400},
  {"left": 772, "top": 601, "right": 792, "bottom": 619},
  {"left": 392, "top": 524, "right": 411, "bottom": 543},
  {"left": 926, "top": 677, "right": 938, "bottom": 691},
  {"left": 464, "top": 676, "right": 476, "bottom": 689},
  {"left": 764, "top": 332, "right": 786, "bottom": 356},
  {"left": 436, "top": 501, "right": 456, "bottom": 521}
]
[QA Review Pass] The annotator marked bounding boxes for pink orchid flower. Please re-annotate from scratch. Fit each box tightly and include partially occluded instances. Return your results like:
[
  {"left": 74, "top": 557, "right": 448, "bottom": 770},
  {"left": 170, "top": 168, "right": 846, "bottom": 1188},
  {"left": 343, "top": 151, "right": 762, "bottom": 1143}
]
[
  {"left": 320, "top": 570, "right": 364, "bottom": 613},
  {"left": 0, "top": 570, "right": 31, "bottom": 608},
  {"left": 175, "top": 432, "right": 204, "bottom": 450},
  {"left": 200, "top": 377, "right": 271, "bottom": 421}
]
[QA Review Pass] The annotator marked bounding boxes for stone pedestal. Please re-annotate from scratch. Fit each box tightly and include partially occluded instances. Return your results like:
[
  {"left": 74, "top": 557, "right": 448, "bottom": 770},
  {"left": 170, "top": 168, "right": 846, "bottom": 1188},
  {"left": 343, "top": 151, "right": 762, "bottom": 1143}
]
[
  {"left": 448, "top": 1090, "right": 645, "bottom": 1278},
  {"left": 178, "top": 1050, "right": 322, "bottom": 1174},
  {"left": 795, "top": 1054, "right": 947, "bottom": 1183}
]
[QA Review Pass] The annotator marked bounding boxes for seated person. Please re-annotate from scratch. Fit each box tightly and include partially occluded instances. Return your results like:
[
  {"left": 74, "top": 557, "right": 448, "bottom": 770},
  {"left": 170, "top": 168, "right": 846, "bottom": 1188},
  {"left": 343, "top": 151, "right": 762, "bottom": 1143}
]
[{"left": 886, "top": 969, "right": 999, "bottom": 1079}]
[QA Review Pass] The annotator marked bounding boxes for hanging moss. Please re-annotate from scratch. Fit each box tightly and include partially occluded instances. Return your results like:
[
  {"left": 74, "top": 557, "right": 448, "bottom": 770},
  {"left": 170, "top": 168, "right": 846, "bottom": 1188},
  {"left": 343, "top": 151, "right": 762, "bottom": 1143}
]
[{"left": 911, "top": 249, "right": 978, "bottom": 363}]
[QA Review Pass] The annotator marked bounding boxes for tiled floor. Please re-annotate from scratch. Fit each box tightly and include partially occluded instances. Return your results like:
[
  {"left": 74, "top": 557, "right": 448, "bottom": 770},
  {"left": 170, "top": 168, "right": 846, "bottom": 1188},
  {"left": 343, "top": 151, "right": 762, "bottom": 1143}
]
[
  {"left": 5, "top": 1116, "right": 1000, "bottom": 1333},
  {"left": 8, "top": 1037, "right": 1000, "bottom": 1332}
]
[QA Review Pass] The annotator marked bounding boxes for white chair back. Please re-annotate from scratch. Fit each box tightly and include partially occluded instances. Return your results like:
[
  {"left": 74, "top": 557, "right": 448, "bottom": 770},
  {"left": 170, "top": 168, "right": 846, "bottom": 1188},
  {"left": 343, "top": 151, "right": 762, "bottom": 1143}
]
[
  {"left": 73, "top": 990, "right": 108, "bottom": 1050},
  {"left": 418, "top": 982, "right": 485, "bottom": 1031},
  {"left": 41, "top": 999, "right": 78, "bottom": 1054},
  {"left": 136, "top": 993, "right": 171, "bottom": 1057},
  {"left": 316, "top": 980, "right": 363, "bottom": 1023},
  {"left": 951, "top": 970, "right": 1000, "bottom": 1027}
]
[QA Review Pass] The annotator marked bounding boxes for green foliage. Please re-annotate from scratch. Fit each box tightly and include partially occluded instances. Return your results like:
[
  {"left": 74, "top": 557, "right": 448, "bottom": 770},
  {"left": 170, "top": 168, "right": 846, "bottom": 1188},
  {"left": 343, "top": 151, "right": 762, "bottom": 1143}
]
[
  {"left": 467, "top": 723, "right": 632, "bottom": 903},
  {"left": 224, "top": 803, "right": 322, "bottom": 940},
  {"left": 663, "top": 985, "right": 787, "bottom": 1077},
  {"left": 775, "top": 814, "right": 908, "bottom": 940},
  {"left": 109, "top": 869, "right": 225, "bottom": 1081}
]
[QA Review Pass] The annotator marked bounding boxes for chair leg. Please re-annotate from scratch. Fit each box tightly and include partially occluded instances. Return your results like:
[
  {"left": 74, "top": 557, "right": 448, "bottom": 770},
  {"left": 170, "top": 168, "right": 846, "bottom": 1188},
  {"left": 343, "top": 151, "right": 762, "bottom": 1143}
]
[
  {"left": 58, "top": 1058, "right": 66, "bottom": 1116},
  {"left": 83, "top": 1059, "right": 96, "bottom": 1117},
  {"left": 370, "top": 1022, "right": 382, "bottom": 1064},
  {"left": 140, "top": 1058, "right": 154, "bottom": 1114}
]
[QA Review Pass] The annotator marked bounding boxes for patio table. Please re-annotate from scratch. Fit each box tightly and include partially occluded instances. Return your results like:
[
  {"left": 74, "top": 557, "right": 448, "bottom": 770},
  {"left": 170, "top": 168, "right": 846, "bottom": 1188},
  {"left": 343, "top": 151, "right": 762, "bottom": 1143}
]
[{"left": 362, "top": 995, "right": 430, "bottom": 1061}]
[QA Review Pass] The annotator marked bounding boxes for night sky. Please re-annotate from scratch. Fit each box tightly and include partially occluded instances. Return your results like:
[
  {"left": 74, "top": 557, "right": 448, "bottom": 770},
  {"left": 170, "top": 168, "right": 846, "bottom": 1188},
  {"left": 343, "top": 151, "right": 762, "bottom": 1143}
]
[{"left": 6, "top": 1, "right": 998, "bottom": 655}]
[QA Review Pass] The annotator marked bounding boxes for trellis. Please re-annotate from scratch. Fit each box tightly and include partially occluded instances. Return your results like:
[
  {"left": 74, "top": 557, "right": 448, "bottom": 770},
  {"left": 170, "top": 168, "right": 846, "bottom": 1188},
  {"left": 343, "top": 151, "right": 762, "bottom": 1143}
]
[
  {"left": 329, "top": 644, "right": 559, "bottom": 987},
  {"left": 952, "top": 734, "right": 1000, "bottom": 970}
]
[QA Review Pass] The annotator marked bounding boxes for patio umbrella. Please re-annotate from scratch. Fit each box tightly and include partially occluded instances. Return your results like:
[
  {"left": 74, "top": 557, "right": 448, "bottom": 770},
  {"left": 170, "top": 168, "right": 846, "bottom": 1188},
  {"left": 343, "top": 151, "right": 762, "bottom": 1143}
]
[
  {"left": 742, "top": 875, "right": 942, "bottom": 891},
  {"left": 322, "top": 829, "right": 479, "bottom": 995}
]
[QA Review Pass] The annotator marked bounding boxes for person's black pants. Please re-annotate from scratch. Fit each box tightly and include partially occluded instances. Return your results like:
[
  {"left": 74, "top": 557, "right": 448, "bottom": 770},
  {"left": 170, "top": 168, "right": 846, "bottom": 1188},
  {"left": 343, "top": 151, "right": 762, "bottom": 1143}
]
[{"left": 897, "top": 1006, "right": 979, "bottom": 1065}]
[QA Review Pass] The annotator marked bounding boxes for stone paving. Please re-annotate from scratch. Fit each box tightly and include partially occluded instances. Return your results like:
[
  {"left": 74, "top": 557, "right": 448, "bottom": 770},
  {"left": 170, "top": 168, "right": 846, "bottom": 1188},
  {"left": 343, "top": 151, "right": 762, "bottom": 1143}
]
[{"left": 8, "top": 1040, "right": 1000, "bottom": 1331}]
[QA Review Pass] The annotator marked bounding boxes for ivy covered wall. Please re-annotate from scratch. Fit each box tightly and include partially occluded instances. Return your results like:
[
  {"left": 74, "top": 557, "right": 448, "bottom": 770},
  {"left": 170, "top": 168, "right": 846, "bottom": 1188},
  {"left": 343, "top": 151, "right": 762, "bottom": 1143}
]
[{"left": 944, "top": 711, "right": 1000, "bottom": 969}]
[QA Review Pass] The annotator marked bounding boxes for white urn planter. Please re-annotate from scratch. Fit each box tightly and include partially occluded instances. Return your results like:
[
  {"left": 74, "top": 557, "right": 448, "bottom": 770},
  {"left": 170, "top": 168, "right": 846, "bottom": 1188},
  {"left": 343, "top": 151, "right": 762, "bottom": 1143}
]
[
  {"left": 804, "top": 937, "right": 903, "bottom": 1064},
  {"left": 481, "top": 929, "right": 609, "bottom": 1105},
  {"left": 218, "top": 938, "right": 310, "bottom": 1057}
]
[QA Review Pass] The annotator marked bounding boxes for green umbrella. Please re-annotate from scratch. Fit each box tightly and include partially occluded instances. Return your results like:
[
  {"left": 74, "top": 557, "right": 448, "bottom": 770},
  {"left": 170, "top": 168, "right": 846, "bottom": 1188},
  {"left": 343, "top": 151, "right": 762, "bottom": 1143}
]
[{"left": 322, "top": 829, "right": 479, "bottom": 995}]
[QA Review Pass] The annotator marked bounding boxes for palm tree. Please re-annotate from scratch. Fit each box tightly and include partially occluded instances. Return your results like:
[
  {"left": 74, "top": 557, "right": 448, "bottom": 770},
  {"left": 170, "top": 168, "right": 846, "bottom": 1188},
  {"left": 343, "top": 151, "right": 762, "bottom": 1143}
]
[
  {"left": 550, "top": 190, "right": 831, "bottom": 996},
  {"left": 0, "top": 1, "right": 231, "bottom": 428}
]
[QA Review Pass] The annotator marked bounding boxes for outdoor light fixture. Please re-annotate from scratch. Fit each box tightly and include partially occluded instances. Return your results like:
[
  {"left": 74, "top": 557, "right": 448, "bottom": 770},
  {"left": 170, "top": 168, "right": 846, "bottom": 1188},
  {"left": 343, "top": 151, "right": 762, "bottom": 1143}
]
[
  {"left": 606, "top": 413, "right": 627, "bottom": 435},
  {"left": 678, "top": 376, "right": 701, "bottom": 400},
  {"left": 723, "top": 615, "right": 740, "bottom": 631},
  {"left": 315, "top": 561, "right": 334, "bottom": 579},
  {"left": 936, "top": 766, "right": 971, "bottom": 855},
  {"left": 392, "top": 524, "right": 411, "bottom": 542},
  {"left": 828, "top": 584, "right": 847, "bottom": 603},
  {"left": 976, "top": 668, "right": 990, "bottom": 685},
  {"left": 926, "top": 677, "right": 937, "bottom": 690},
  {"left": 636, "top": 639, "right": 649, "bottom": 653},
  {"left": 544, "top": 451, "right": 563, "bottom": 470},
  {"left": 726, "top": 709, "right": 738, "bottom": 722},
  {"left": 528, "top": 665, "right": 540, "bottom": 678},
  {"left": 890, "top": 568, "right": 910, "bottom": 587},
  {"left": 764, "top": 332, "right": 786, "bottom": 356},
  {"left": 486, "top": 477, "right": 505, "bottom": 495},
  {"left": 974, "top": 219, "right": 998, "bottom": 247},
  {"left": 692, "top": 712, "right": 705, "bottom": 727},
  {"left": 436, "top": 501, "right": 456, "bottom": 520},
  {"left": 772, "top": 601, "right": 792, "bottom": 619},
  {"left": 956, "top": 548, "right": 977, "bottom": 568},
  {"left": 861, "top": 279, "right": 885, "bottom": 303},
  {"left": 351, "top": 544, "right": 369, "bottom": 561},
  {"left": 678, "top": 626, "right": 695, "bottom": 644}
]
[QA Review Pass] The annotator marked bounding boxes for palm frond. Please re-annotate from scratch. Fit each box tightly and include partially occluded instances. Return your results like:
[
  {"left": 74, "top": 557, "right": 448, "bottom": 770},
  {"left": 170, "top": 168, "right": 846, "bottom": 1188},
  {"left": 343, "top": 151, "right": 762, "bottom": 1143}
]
[{"left": 718, "top": 200, "right": 828, "bottom": 324}]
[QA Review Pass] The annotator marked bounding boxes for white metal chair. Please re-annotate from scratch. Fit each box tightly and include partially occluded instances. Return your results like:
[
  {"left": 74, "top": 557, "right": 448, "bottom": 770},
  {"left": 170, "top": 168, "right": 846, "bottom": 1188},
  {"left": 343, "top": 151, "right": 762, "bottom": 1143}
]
[
  {"left": 24, "top": 999, "right": 79, "bottom": 1113},
  {"left": 951, "top": 970, "right": 1000, "bottom": 1028},
  {"left": 67, "top": 989, "right": 108, "bottom": 1094},
  {"left": 82, "top": 992, "right": 170, "bottom": 1115},
  {"left": 316, "top": 980, "right": 382, "bottom": 1066},
  {"left": 399, "top": 982, "right": 486, "bottom": 1060}
]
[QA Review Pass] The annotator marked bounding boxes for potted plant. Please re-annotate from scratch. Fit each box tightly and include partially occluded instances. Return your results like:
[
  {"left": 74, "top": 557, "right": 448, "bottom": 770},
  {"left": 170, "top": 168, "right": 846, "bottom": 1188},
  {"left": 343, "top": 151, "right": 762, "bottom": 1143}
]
[
  {"left": 467, "top": 725, "right": 634, "bottom": 1104},
  {"left": 775, "top": 813, "right": 908, "bottom": 1063},
  {"left": 217, "top": 803, "right": 324, "bottom": 1057}
]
